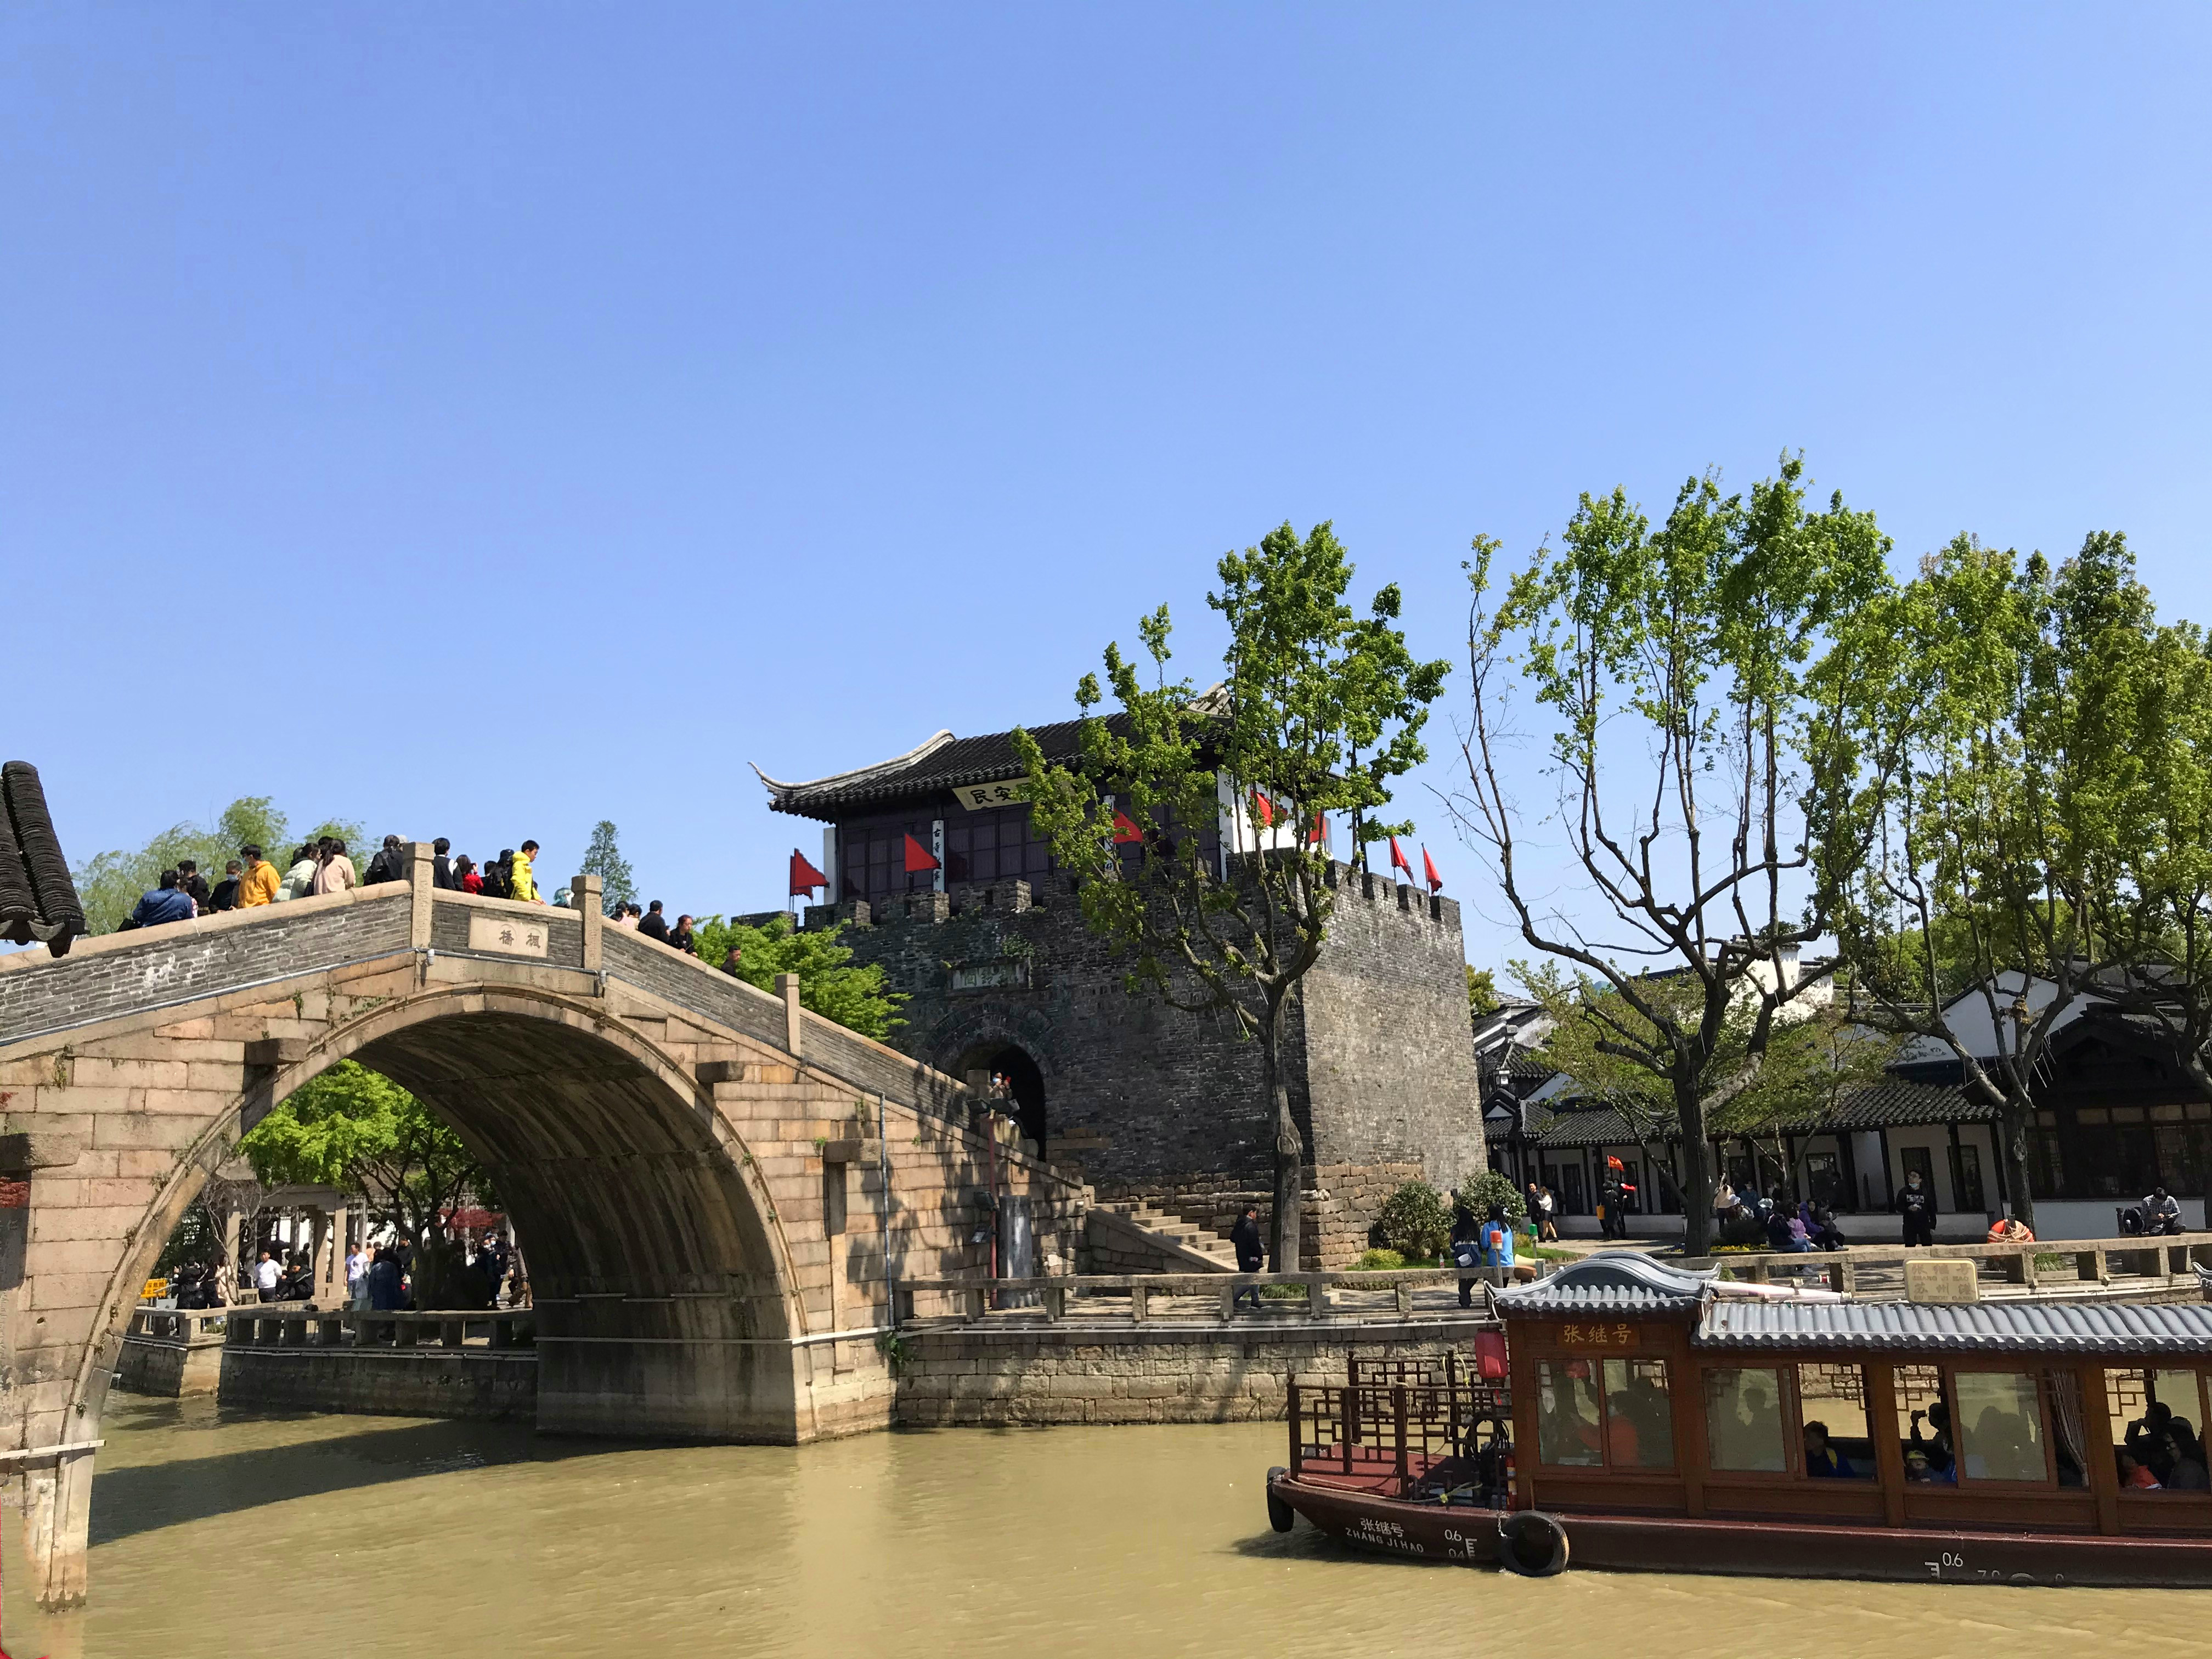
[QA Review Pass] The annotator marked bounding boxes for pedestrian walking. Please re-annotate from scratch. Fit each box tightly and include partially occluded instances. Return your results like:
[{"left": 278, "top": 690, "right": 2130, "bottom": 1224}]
[
  {"left": 347, "top": 1240, "right": 372, "bottom": 1309},
  {"left": 511, "top": 840, "right": 541, "bottom": 902},
  {"left": 312, "top": 837, "right": 357, "bottom": 895},
  {"left": 1897, "top": 1168, "right": 1938, "bottom": 1247},
  {"left": 253, "top": 1249, "right": 283, "bottom": 1303},
  {"left": 637, "top": 900, "right": 670, "bottom": 943},
  {"left": 1229, "top": 1203, "right": 1266, "bottom": 1311}
]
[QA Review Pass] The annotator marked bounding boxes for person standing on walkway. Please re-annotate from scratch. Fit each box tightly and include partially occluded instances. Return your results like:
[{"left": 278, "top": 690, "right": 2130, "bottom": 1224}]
[
  {"left": 1452, "top": 1203, "right": 1483, "bottom": 1309},
  {"left": 1897, "top": 1168, "right": 1938, "bottom": 1247},
  {"left": 278, "top": 843, "right": 318, "bottom": 901},
  {"left": 510, "top": 840, "right": 541, "bottom": 902},
  {"left": 176, "top": 860, "right": 212, "bottom": 913},
  {"left": 253, "top": 1249, "right": 283, "bottom": 1303},
  {"left": 126, "top": 870, "right": 195, "bottom": 929},
  {"left": 313, "top": 837, "right": 357, "bottom": 895},
  {"left": 1229, "top": 1203, "right": 1266, "bottom": 1311},
  {"left": 237, "top": 844, "right": 280, "bottom": 907},
  {"left": 638, "top": 900, "right": 670, "bottom": 943},
  {"left": 347, "top": 1239, "right": 372, "bottom": 1309},
  {"left": 364, "top": 835, "right": 408, "bottom": 885},
  {"left": 431, "top": 837, "right": 454, "bottom": 889},
  {"left": 209, "top": 860, "right": 243, "bottom": 912},
  {"left": 668, "top": 914, "right": 697, "bottom": 955}
]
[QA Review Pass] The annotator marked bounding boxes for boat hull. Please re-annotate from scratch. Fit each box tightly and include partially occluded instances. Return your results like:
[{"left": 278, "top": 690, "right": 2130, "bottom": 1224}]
[{"left": 1268, "top": 1473, "right": 2212, "bottom": 1588}]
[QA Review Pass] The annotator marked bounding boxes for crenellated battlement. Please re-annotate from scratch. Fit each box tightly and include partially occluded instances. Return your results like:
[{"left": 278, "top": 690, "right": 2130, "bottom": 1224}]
[{"left": 793, "top": 860, "right": 1459, "bottom": 944}]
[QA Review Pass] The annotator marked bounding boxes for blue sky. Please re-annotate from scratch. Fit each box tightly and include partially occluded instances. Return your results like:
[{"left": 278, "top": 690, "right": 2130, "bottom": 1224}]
[{"left": 6, "top": 5, "right": 2208, "bottom": 967}]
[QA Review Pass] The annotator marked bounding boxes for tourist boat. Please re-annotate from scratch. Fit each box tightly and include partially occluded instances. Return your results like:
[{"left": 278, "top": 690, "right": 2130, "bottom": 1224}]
[{"left": 1264, "top": 1252, "right": 2212, "bottom": 1585}]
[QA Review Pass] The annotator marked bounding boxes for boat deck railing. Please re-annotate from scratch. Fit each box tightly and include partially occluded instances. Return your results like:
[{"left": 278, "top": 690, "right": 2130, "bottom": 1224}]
[
  {"left": 892, "top": 1266, "right": 1539, "bottom": 1329},
  {"left": 1681, "top": 1231, "right": 2212, "bottom": 1299},
  {"left": 1286, "top": 1375, "right": 1511, "bottom": 1496}
]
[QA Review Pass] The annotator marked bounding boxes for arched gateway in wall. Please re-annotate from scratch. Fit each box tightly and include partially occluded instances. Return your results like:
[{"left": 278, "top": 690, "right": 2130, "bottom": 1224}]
[{"left": 0, "top": 849, "right": 1084, "bottom": 1609}]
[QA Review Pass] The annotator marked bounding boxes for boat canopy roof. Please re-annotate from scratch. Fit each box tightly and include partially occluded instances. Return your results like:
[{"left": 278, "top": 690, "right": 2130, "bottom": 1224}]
[
  {"left": 1493, "top": 1252, "right": 1716, "bottom": 1315},
  {"left": 1697, "top": 1296, "right": 2212, "bottom": 1356}
]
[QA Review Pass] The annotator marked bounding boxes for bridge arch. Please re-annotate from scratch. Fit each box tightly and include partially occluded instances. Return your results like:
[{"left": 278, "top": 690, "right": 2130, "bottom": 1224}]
[{"left": 94, "top": 982, "right": 810, "bottom": 1444}]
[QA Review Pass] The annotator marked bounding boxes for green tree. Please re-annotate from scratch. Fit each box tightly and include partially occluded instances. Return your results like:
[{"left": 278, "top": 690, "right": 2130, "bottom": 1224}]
[
  {"left": 1454, "top": 456, "right": 1892, "bottom": 1253},
  {"left": 580, "top": 820, "right": 637, "bottom": 915},
  {"left": 1814, "top": 532, "right": 2168, "bottom": 1226},
  {"left": 1015, "top": 521, "right": 1448, "bottom": 1268},
  {"left": 2093, "top": 617, "right": 2212, "bottom": 1101},
  {"left": 1466, "top": 966, "right": 1500, "bottom": 1017},
  {"left": 690, "top": 913, "right": 905, "bottom": 1041},
  {"left": 72, "top": 797, "right": 364, "bottom": 933},
  {"left": 239, "top": 1060, "right": 490, "bottom": 1308}
]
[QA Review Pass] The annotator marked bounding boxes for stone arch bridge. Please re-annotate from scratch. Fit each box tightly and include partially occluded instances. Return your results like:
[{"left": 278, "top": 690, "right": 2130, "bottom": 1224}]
[{"left": 0, "top": 847, "right": 1084, "bottom": 1607}]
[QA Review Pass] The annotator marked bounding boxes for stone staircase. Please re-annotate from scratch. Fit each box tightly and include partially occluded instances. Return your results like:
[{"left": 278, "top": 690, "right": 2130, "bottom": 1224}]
[{"left": 1090, "top": 1199, "right": 1243, "bottom": 1272}]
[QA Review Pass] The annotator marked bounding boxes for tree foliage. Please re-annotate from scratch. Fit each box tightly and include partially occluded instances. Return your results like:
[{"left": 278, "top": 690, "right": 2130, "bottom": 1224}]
[
  {"left": 240, "top": 1060, "right": 490, "bottom": 1308},
  {"left": 1466, "top": 966, "right": 1500, "bottom": 1017},
  {"left": 580, "top": 820, "right": 637, "bottom": 915},
  {"left": 1373, "top": 1180, "right": 1454, "bottom": 1260},
  {"left": 1453, "top": 456, "right": 1891, "bottom": 1252},
  {"left": 1014, "top": 521, "right": 1447, "bottom": 1267},
  {"left": 71, "top": 797, "right": 364, "bottom": 934},
  {"left": 1458, "top": 1169, "right": 1527, "bottom": 1224},
  {"left": 690, "top": 913, "right": 905, "bottom": 1041},
  {"left": 1814, "top": 532, "right": 2171, "bottom": 1223}
]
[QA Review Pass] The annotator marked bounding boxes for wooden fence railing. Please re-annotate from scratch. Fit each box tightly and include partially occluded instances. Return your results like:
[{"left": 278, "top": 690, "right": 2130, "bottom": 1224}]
[{"left": 1684, "top": 1231, "right": 2212, "bottom": 1294}]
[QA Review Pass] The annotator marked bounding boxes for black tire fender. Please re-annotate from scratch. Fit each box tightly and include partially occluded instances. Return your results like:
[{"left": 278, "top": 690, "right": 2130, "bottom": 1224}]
[
  {"left": 1497, "top": 1510, "right": 1570, "bottom": 1576},
  {"left": 1265, "top": 1466, "right": 1296, "bottom": 1533}
]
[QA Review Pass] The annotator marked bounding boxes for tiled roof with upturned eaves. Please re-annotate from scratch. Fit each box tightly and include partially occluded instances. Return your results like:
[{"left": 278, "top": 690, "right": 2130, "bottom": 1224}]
[
  {"left": 1699, "top": 1296, "right": 2212, "bottom": 1355},
  {"left": 755, "top": 717, "right": 1136, "bottom": 820}
]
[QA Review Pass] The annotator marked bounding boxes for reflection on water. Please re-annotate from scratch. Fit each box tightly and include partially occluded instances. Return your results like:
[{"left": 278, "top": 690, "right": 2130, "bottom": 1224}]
[{"left": 3, "top": 1397, "right": 2207, "bottom": 1657}]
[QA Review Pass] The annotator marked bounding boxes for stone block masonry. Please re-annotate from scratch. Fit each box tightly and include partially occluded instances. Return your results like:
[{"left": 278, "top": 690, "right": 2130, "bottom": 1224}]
[
  {"left": 807, "top": 861, "right": 1486, "bottom": 1268},
  {"left": 216, "top": 1346, "right": 539, "bottom": 1421},
  {"left": 890, "top": 1318, "right": 1489, "bottom": 1427}
]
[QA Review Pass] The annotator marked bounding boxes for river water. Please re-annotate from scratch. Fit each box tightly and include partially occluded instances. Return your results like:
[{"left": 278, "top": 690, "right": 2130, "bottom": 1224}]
[{"left": 3, "top": 1398, "right": 2207, "bottom": 1656}]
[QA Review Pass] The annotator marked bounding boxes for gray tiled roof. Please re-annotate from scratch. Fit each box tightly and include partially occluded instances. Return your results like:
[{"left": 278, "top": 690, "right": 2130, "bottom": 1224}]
[
  {"left": 1521, "top": 1077, "right": 1990, "bottom": 1150},
  {"left": 1699, "top": 1296, "right": 2212, "bottom": 1355},
  {"left": 1495, "top": 1251, "right": 1717, "bottom": 1315},
  {"left": 757, "top": 717, "right": 1132, "bottom": 820}
]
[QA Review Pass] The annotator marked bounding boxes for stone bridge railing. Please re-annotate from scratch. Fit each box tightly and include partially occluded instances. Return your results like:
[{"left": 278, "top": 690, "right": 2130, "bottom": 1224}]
[
  {"left": 892, "top": 1266, "right": 1551, "bottom": 1328},
  {"left": 223, "top": 1305, "right": 537, "bottom": 1352}
]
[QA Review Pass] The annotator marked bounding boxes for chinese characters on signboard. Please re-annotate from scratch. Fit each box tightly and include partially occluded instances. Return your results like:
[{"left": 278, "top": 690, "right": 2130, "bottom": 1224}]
[
  {"left": 467, "top": 913, "right": 549, "bottom": 958},
  {"left": 953, "top": 778, "right": 1034, "bottom": 811}
]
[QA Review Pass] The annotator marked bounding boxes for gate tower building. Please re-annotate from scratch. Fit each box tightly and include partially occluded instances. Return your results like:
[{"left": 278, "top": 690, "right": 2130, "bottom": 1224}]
[{"left": 755, "top": 718, "right": 1485, "bottom": 1267}]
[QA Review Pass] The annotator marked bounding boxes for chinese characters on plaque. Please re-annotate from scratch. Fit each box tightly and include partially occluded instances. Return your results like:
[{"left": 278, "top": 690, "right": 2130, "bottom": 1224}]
[
  {"left": 1554, "top": 1322, "right": 1641, "bottom": 1348},
  {"left": 467, "top": 913, "right": 549, "bottom": 958},
  {"left": 953, "top": 778, "right": 1034, "bottom": 811}
]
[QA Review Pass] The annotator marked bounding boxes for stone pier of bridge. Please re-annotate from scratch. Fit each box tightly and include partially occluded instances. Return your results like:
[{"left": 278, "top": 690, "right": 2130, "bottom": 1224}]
[{"left": 0, "top": 846, "right": 1087, "bottom": 1608}]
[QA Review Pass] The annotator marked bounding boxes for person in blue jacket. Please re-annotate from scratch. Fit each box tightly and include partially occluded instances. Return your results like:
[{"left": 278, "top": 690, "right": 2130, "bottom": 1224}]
[{"left": 126, "top": 870, "right": 195, "bottom": 929}]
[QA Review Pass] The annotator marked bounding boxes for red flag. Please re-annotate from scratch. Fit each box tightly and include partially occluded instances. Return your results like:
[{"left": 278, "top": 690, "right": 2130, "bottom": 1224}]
[
  {"left": 1311, "top": 812, "right": 1328, "bottom": 844},
  {"left": 789, "top": 849, "right": 827, "bottom": 896},
  {"left": 1112, "top": 811, "right": 1142, "bottom": 844},
  {"left": 1421, "top": 845, "right": 1442, "bottom": 894},
  {"left": 902, "top": 833, "right": 940, "bottom": 874},
  {"left": 1252, "top": 791, "right": 1276, "bottom": 828},
  {"left": 1389, "top": 836, "right": 1413, "bottom": 878}
]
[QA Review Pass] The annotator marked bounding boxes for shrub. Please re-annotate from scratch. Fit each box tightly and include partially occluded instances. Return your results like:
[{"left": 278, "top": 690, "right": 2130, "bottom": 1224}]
[
  {"left": 1457, "top": 1170, "right": 1527, "bottom": 1224},
  {"left": 1374, "top": 1181, "right": 1454, "bottom": 1261},
  {"left": 1356, "top": 1247, "right": 1409, "bottom": 1271}
]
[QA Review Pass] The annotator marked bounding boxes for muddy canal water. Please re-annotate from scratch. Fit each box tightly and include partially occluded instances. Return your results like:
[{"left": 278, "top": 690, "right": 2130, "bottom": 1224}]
[{"left": 4, "top": 1400, "right": 2205, "bottom": 1656}]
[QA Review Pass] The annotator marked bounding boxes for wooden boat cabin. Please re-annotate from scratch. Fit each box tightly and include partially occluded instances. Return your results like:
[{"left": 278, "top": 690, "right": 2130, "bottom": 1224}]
[{"left": 1496, "top": 1254, "right": 2212, "bottom": 1556}]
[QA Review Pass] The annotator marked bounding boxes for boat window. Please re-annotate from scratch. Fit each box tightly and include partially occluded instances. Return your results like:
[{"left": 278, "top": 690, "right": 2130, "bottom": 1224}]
[
  {"left": 1893, "top": 1365, "right": 1955, "bottom": 1481},
  {"left": 1602, "top": 1358, "right": 1674, "bottom": 1469},
  {"left": 1953, "top": 1372, "right": 2049, "bottom": 1484},
  {"left": 1705, "top": 1367, "right": 1788, "bottom": 1472},
  {"left": 2103, "top": 1367, "right": 2211, "bottom": 1493},
  {"left": 1536, "top": 1360, "right": 1604, "bottom": 1467},
  {"left": 1796, "top": 1363, "right": 1873, "bottom": 1479}
]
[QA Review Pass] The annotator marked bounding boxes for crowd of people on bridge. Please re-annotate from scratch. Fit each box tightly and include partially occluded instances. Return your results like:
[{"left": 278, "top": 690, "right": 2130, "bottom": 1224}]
[{"left": 119, "top": 834, "right": 553, "bottom": 930}]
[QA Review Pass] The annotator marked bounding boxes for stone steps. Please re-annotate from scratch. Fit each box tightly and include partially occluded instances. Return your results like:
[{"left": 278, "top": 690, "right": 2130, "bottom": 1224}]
[{"left": 1102, "top": 1201, "right": 1243, "bottom": 1269}]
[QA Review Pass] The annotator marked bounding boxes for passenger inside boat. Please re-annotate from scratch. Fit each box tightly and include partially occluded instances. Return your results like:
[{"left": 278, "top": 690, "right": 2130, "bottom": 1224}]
[
  {"left": 2117, "top": 1448, "right": 2162, "bottom": 1489},
  {"left": 2162, "top": 1424, "right": 2209, "bottom": 1489},
  {"left": 1802, "top": 1420, "right": 1852, "bottom": 1478},
  {"left": 1903, "top": 1447, "right": 1954, "bottom": 1484}
]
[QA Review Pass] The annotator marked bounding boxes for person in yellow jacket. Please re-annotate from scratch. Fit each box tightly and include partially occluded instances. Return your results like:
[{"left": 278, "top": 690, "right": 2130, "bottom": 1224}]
[
  {"left": 237, "top": 844, "right": 281, "bottom": 907},
  {"left": 511, "top": 839, "right": 541, "bottom": 903}
]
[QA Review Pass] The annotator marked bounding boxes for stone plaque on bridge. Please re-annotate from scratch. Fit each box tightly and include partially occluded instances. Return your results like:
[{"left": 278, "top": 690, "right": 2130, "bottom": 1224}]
[{"left": 468, "top": 913, "right": 549, "bottom": 958}]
